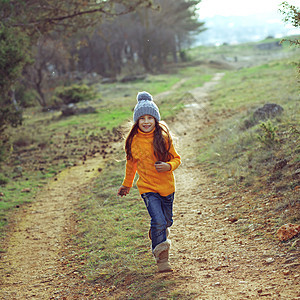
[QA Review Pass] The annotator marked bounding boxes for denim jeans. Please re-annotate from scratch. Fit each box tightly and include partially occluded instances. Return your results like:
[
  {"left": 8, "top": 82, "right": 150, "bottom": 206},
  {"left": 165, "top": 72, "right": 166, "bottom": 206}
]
[{"left": 141, "top": 192, "right": 174, "bottom": 250}]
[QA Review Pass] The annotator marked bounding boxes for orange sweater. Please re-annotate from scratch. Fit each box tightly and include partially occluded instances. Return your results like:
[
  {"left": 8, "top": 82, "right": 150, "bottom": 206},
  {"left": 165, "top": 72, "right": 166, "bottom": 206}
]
[{"left": 122, "top": 128, "right": 181, "bottom": 196}]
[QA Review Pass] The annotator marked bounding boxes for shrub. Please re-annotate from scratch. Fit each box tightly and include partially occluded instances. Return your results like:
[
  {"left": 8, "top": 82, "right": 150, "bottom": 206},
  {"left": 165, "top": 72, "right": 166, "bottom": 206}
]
[
  {"left": 54, "top": 84, "right": 97, "bottom": 105},
  {"left": 257, "top": 120, "right": 279, "bottom": 147},
  {"left": 0, "top": 174, "right": 9, "bottom": 185}
]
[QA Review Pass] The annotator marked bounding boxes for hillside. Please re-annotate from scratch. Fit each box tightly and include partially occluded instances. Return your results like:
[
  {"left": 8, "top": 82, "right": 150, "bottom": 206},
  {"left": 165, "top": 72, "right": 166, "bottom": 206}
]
[{"left": 0, "top": 39, "right": 299, "bottom": 299}]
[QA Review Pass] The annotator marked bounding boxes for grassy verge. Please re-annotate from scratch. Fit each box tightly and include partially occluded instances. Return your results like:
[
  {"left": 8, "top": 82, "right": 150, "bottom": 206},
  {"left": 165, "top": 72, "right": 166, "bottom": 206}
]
[{"left": 196, "top": 53, "right": 299, "bottom": 240}]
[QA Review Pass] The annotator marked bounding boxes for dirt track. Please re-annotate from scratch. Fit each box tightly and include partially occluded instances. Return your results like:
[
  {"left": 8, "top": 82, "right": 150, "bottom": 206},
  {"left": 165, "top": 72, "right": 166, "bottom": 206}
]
[
  {"left": 0, "top": 157, "right": 104, "bottom": 298},
  {"left": 0, "top": 73, "right": 299, "bottom": 299}
]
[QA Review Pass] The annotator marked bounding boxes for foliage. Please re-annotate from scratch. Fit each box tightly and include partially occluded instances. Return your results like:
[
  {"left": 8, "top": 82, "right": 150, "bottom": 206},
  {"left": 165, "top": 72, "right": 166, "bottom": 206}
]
[
  {"left": 0, "top": 173, "right": 9, "bottom": 185},
  {"left": 0, "top": 23, "right": 30, "bottom": 161},
  {"left": 257, "top": 120, "right": 279, "bottom": 148},
  {"left": 280, "top": 1, "right": 300, "bottom": 29},
  {"left": 0, "top": 0, "right": 154, "bottom": 35},
  {"left": 280, "top": 2, "right": 300, "bottom": 48},
  {"left": 61, "top": 0, "right": 204, "bottom": 76},
  {"left": 0, "top": 0, "right": 154, "bottom": 112},
  {"left": 53, "top": 84, "right": 98, "bottom": 105}
]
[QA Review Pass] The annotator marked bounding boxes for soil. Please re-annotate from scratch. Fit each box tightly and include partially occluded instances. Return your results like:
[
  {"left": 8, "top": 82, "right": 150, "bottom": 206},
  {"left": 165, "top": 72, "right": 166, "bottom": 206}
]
[{"left": 0, "top": 73, "right": 299, "bottom": 299}]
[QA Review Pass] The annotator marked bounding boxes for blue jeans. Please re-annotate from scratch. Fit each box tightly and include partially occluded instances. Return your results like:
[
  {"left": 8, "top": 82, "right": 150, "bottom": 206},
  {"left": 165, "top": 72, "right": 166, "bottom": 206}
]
[{"left": 141, "top": 192, "right": 174, "bottom": 250}]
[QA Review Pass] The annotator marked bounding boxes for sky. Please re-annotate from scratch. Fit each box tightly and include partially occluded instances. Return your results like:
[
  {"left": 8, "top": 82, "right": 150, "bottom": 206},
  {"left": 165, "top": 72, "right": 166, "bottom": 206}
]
[{"left": 197, "top": 0, "right": 299, "bottom": 19}]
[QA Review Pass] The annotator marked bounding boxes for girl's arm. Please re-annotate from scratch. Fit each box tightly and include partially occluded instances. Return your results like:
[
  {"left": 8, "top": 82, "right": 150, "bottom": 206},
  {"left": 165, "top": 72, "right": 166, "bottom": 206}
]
[
  {"left": 167, "top": 142, "right": 181, "bottom": 171},
  {"left": 121, "top": 158, "right": 137, "bottom": 190}
]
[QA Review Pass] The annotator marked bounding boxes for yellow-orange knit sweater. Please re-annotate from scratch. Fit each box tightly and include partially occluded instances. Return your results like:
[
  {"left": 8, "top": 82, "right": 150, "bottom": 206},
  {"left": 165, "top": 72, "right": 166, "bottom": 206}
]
[{"left": 122, "top": 128, "right": 181, "bottom": 196}]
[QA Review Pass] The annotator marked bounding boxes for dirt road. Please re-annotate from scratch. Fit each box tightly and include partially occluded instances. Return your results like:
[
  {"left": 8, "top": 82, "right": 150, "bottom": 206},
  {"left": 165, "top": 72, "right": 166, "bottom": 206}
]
[
  {"left": 0, "top": 73, "right": 299, "bottom": 299},
  {"left": 0, "top": 157, "right": 104, "bottom": 298}
]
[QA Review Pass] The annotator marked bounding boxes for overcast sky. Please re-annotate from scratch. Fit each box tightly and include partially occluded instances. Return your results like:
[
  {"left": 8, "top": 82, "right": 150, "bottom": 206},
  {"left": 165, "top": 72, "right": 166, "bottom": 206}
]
[{"left": 197, "top": 0, "right": 299, "bottom": 18}]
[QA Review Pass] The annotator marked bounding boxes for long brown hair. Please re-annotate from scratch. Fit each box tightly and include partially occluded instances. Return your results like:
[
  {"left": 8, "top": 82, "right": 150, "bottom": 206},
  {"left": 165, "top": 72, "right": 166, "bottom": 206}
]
[{"left": 125, "top": 119, "right": 174, "bottom": 162}]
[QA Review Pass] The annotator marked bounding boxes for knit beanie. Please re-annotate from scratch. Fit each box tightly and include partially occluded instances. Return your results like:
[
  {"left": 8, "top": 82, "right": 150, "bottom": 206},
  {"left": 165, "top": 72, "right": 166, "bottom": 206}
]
[{"left": 133, "top": 91, "right": 161, "bottom": 123}]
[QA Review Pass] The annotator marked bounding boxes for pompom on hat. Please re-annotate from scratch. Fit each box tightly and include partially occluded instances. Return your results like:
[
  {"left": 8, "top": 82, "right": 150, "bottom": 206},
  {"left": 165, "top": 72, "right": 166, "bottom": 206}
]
[{"left": 133, "top": 91, "right": 161, "bottom": 123}]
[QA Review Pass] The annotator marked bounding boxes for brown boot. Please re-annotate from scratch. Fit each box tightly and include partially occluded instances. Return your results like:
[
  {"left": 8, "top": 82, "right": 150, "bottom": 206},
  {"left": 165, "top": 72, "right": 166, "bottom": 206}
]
[{"left": 153, "top": 240, "right": 172, "bottom": 273}]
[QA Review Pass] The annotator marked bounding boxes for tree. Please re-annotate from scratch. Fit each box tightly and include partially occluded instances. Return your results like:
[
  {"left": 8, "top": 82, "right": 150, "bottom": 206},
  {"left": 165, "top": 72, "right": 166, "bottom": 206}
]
[
  {"left": 280, "top": 1, "right": 300, "bottom": 47},
  {"left": 0, "top": 1, "right": 153, "bottom": 98},
  {"left": 1, "top": 0, "right": 154, "bottom": 35},
  {"left": 71, "top": 0, "right": 204, "bottom": 75},
  {"left": 24, "top": 36, "right": 70, "bottom": 107},
  {"left": 132, "top": 0, "right": 204, "bottom": 71},
  {"left": 0, "top": 0, "right": 153, "bottom": 160},
  {"left": 0, "top": 23, "right": 30, "bottom": 159},
  {"left": 279, "top": 1, "right": 300, "bottom": 74}
]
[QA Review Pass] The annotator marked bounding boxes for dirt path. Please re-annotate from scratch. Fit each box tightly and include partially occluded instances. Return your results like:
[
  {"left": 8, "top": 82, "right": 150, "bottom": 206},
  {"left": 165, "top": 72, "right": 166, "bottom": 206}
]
[
  {"left": 0, "top": 157, "right": 104, "bottom": 299},
  {"left": 0, "top": 73, "right": 299, "bottom": 299},
  {"left": 167, "top": 73, "right": 300, "bottom": 299}
]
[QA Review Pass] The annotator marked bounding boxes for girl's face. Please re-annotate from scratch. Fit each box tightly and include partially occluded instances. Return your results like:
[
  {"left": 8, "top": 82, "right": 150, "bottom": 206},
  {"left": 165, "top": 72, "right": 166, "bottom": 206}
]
[{"left": 138, "top": 115, "right": 155, "bottom": 133}]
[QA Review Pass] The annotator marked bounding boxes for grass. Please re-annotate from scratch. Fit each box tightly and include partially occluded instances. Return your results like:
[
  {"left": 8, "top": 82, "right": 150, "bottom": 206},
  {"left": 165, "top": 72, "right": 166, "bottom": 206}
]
[
  {"left": 72, "top": 164, "right": 181, "bottom": 298},
  {"left": 209, "top": 56, "right": 299, "bottom": 111},
  {"left": 0, "top": 172, "right": 45, "bottom": 232},
  {"left": 195, "top": 52, "right": 299, "bottom": 239}
]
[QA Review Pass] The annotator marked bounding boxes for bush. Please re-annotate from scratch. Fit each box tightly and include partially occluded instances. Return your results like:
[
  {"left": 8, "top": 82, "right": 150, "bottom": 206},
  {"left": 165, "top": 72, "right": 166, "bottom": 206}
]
[
  {"left": 257, "top": 120, "right": 279, "bottom": 148},
  {"left": 0, "top": 174, "right": 9, "bottom": 186},
  {"left": 15, "top": 86, "right": 38, "bottom": 108},
  {"left": 53, "top": 84, "right": 97, "bottom": 105}
]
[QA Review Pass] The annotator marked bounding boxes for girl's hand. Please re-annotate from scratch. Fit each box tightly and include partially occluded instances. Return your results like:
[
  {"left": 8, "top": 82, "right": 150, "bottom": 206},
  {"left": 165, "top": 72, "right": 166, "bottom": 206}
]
[
  {"left": 118, "top": 185, "right": 130, "bottom": 197},
  {"left": 154, "top": 161, "right": 171, "bottom": 173}
]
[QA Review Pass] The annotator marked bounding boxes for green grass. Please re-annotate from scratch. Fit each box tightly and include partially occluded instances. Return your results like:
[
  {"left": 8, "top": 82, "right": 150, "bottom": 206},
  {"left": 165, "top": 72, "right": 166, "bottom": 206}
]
[
  {"left": 195, "top": 52, "right": 299, "bottom": 238},
  {"left": 0, "top": 173, "right": 46, "bottom": 233},
  {"left": 72, "top": 162, "right": 196, "bottom": 298},
  {"left": 72, "top": 163, "right": 180, "bottom": 298},
  {"left": 209, "top": 56, "right": 299, "bottom": 111}
]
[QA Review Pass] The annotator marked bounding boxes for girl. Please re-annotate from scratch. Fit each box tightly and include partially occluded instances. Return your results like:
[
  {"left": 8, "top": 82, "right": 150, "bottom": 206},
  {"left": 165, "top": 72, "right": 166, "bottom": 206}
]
[{"left": 118, "top": 91, "right": 181, "bottom": 273}]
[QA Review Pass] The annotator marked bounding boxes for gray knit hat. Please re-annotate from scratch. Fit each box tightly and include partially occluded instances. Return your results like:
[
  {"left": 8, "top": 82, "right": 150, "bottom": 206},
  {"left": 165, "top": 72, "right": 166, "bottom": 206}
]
[{"left": 133, "top": 91, "right": 161, "bottom": 123}]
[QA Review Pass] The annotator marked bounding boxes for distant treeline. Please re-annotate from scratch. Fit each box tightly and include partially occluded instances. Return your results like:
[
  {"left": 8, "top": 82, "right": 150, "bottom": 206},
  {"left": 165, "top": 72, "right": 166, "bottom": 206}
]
[{"left": 1, "top": 0, "right": 203, "bottom": 108}]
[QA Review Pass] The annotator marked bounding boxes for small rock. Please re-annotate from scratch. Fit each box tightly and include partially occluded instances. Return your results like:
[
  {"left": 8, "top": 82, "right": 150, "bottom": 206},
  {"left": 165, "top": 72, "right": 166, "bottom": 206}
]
[
  {"left": 273, "top": 159, "right": 288, "bottom": 171},
  {"left": 227, "top": 216, "right": 238, "bottom": 223},
  {"left": 283, "top": 270, "right": 290, "bottom": 275},
  {"left": 21, "top": 188, "right": 31, "bottom": 193},
  {"left": 265, "top": 257, "right": 274, "bottom": 264},
  {"left": 236, "top": 218, "right": 248, "bottom": 224},
  {"left": 253, "top": 103, "right": 283, "bottom": 121},
  {"left": 215, "top": 265, "right": 222, "bottom": 271},
  {"left": 277, "top": 223, "right": 300, "bottom": 241}
]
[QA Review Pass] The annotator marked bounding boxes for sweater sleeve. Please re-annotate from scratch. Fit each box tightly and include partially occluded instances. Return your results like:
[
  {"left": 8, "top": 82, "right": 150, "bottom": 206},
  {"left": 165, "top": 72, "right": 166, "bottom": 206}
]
[
  {"left": 122, "top": 158, "right": 137, "bottom": 187},
  {"left": 167, "top": 142, "right": 181, "bottom": 171}
]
